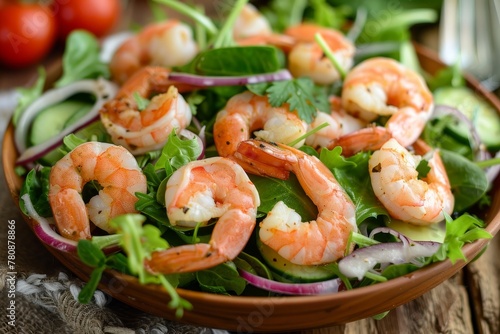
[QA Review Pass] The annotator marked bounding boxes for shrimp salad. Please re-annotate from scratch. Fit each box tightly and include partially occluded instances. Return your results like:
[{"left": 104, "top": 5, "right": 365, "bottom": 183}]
[{"left": 13, "top": 0, "right": 500, "bottom": 317}]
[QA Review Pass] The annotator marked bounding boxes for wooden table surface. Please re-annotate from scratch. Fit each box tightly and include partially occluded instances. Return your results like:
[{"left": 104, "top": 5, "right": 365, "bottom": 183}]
[{"left": 1, "top": 1, "right": 499, "bottom": 333}]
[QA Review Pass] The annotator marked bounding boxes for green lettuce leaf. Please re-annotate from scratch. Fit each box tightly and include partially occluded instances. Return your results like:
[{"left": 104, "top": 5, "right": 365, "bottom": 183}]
[{"left": 55, "top": 30, "right": 110, "bottom": 87}]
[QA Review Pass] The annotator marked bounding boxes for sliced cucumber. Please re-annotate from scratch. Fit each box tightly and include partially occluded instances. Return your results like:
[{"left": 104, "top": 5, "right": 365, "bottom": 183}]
[
  {"left": 434, "top": 86, "right": 500, "bottom": 150},
  {"left": 29, "top": 100, "right": 92, "bottom": 145},
  {"left": 256, "top": 237, "right": 337, "bottom": 283},
  {"left": 63, "top": 102, "right": 93, "bottom": 128},
  {"left": 386, "top": 220, "right": 446, "bottom": 243},
  {"left": 29, "top": 100, "right": 93, "bottom": 164}
]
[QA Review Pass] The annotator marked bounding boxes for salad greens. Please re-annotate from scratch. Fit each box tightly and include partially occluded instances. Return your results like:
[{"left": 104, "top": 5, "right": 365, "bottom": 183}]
[
  {"left": 12, "top": 67, "right": 46, "bottom": 127},
  {"left": 55, "top": 30, "right": 110, "bottom": 88},
  {"left": 12, "top": 0, "right": 499, "bottom": 319}
]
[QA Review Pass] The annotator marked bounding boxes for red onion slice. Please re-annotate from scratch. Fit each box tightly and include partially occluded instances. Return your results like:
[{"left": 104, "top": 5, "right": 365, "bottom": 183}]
[
  {"left": 15, "top": 78, "right": 118, "bottom": 166},
  {"left": 338, "top": 240, "right": 441, "bottom": 280},
  {"left": 21, "top": 193, "right": 78, "bottom": 252},
  {"left": 168, "top": 69, "right": 293, "bottom": 87},
  {"left": 21, "top": 193, "right": 122, "bottom": 254},
  {"left": 238, "top": 269, "right": 343, "bottom": 295},
  {"left": 369, "top": 227, "right": 411, "bottom": 245}
]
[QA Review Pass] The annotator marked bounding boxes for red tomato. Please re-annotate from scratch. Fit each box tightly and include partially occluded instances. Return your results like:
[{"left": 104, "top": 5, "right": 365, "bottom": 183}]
[
  {"left": 53, "top": 0, "right": 121, "bottom": 40},
  {"left": 0, "top": 4, "right": 57, "bottom": 68}
]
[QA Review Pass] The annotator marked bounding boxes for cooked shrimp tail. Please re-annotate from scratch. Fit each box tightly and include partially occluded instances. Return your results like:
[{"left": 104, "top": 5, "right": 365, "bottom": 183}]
[
  {"left": 100, "top": 66, "right": 192, "bottom": 155},
  {"left": 328, "top": 126, "right": 392, "bottom": 156},
  {"left": 49, "top": 142, "right": 147, "bottom": 241},
  {"left": 235, "top": 140, "right": 357, "bottom": 265},
  {"left": 369, "top": 138, "right": 454, "bottom": 225},
  {"left": 340, "top": 57, "right": 434, "bottom": 153},
  {"left": 213, "top": 91, "right": 307, "bottom": 158},
  {"left": 110, "top": 20, "right": 198, "bottom": 84},
  {"left": 145, "top": 157, "right": 260, "bottom": 274},
  {"left": 285, "top": 23, "right": 355, "bottom": 85}
]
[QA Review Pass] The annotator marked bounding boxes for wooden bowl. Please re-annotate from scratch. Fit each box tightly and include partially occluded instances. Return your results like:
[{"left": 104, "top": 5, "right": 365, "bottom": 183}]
[{"left": 3, "top": 44, "right": 500, "bottom": 332}]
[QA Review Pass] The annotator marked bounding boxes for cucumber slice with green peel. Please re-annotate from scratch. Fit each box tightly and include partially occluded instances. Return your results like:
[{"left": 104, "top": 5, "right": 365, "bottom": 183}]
[
  {"left": 29, "top": 100, "right": 92, "bottom": 146},
  {"left": 62, "top": 103, "right": 94, "bottom": 128},
  {"left": 256, "top": 236, "right": 337, "bottom": 283},
  {"left": 386, "top": 220, "right": 446, "bottom": 243},
  {"left": 433, "top": 86, "right": 500, "bottom": 150},
  {"left": 29, "top": 100, "right": 93, "bottom": 164}
]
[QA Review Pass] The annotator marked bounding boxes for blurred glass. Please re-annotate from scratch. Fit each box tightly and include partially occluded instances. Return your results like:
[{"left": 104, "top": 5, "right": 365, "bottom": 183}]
[{"left": 439, "top": 0, "right": 500, "bottom": 90}]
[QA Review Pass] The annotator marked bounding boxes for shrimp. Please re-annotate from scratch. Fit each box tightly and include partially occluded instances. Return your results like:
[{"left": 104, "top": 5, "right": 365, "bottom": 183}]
[
  {"left": 335, "top": 57, "right": 434, "bottom": 154},
  {"left": 100, "top": 66, "right": 192, "bottom": 155},
  {"left": 109, "top": 20, "right": 198, "bottom": 84},
  {"left": 369, "top": 138, "right": 454, "bottom": 225},
  {"left": 233, "top": 4, "right": 296, "bottom": 52},
  {"left": 49, "top": 142, "right": 147, "bottom": 241},
  {"left": 213, "top": 91, "right": 307, "bottom": 158},
  {"left": 233, "top": 3, "right": 272, "bottom": 39},
  {"left": 328, "top": 126, "right": 393, "bottom": 156},
  {"left": 234, "top": 140, "right": 357, "bottom": 265},
  {"left": 144, "top": 157, "right": 260, "bottom": 274},
  {"left": 236, "top": 33, "right": 296, "bottom": 53},
  {"left": 285, "top": 23, "right": 355, "bottom": 85},
  {"left": 306, "top": 97, "right": 366, "bottom": 149}
]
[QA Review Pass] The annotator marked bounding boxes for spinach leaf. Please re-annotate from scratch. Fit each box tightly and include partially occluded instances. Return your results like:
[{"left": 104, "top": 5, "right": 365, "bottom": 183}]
[
  {"left": 55, "top": 30, "right": 110, "bottom": 87},
  {"left": 235, "top": 252, "right": 273, "bottom": 279},
  {"left": 135, "top": 192, "right": 168, "bottom": 226},
  {"left": 381, "top": 263, "right": 420, "bottom": 280},
  {"left": 440, "top": 149, "right": 489, "bottom": 212},
  {"left": 177, "top": 46, "right": 284, "bottom": 76},
  {"left": 249, "top": 174, "right": 317, "bottom": 221},
  {"left": 196, "top": 262, "right": 247, "bottom": 295},
  {"left": 320, "top": 148, "right": 389, "bottom": 224}
]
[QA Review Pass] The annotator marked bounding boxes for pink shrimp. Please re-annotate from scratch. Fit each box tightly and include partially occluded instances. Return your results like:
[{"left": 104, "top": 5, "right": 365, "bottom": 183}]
[
  {"left": 49, "top": 142, "right": 147, "bottom": 241},
  {"left": 234, "top": 140, "right": 357, "bottom": 265},
  {"left": 331, "top": 57, "right": 434, "bottom": 155},
  {"left": 144, "top": 157, "right": 260, "bottom": 274},
  {"left": 306, "top": 96, "right": 366, "bottom": 150},
  {"left": 284, "top": 23, "right": 355, "bottom": 85},
  {"left": 233, "top": 4, "right": 296, "bottom": 52},
  {"left": 213, "top": 91, "right": 307, "bottom": 158},
  {"left": 233, "top": 3, "right": 272, "bottom": 39},
  {"left": 369, "top": 138, "right": 454, "bottom": 225},
  {"left": 100, "top": 66, "right": 192, "bottom": 155},
  {"left": 109, "top": 20, "right": 198, "bottom": 84}
]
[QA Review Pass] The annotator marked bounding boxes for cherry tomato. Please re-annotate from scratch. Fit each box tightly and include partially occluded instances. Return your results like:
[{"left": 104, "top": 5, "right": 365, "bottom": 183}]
[
  {"left": 53, "top": 0, "right": 121, "bottom": 40},
  {"left": 0, "top": 3, "right": 57, "bottom": 68}
]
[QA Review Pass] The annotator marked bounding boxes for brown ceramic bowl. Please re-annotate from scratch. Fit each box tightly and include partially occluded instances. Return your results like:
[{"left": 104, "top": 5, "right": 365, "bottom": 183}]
[{"left": 3, "top": 44, "right": 500, "bottom": 332}]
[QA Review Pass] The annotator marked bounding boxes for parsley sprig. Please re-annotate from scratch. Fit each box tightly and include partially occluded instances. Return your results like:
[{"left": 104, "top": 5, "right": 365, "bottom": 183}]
[{"left": 249, "top": 77, "right": 330, "bottom": 123}]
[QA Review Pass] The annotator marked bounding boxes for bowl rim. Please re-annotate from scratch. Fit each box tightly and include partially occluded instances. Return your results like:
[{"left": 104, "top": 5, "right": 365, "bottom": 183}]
[{"left": 3, "top": 43, "right": 500, "bottom": 331}]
